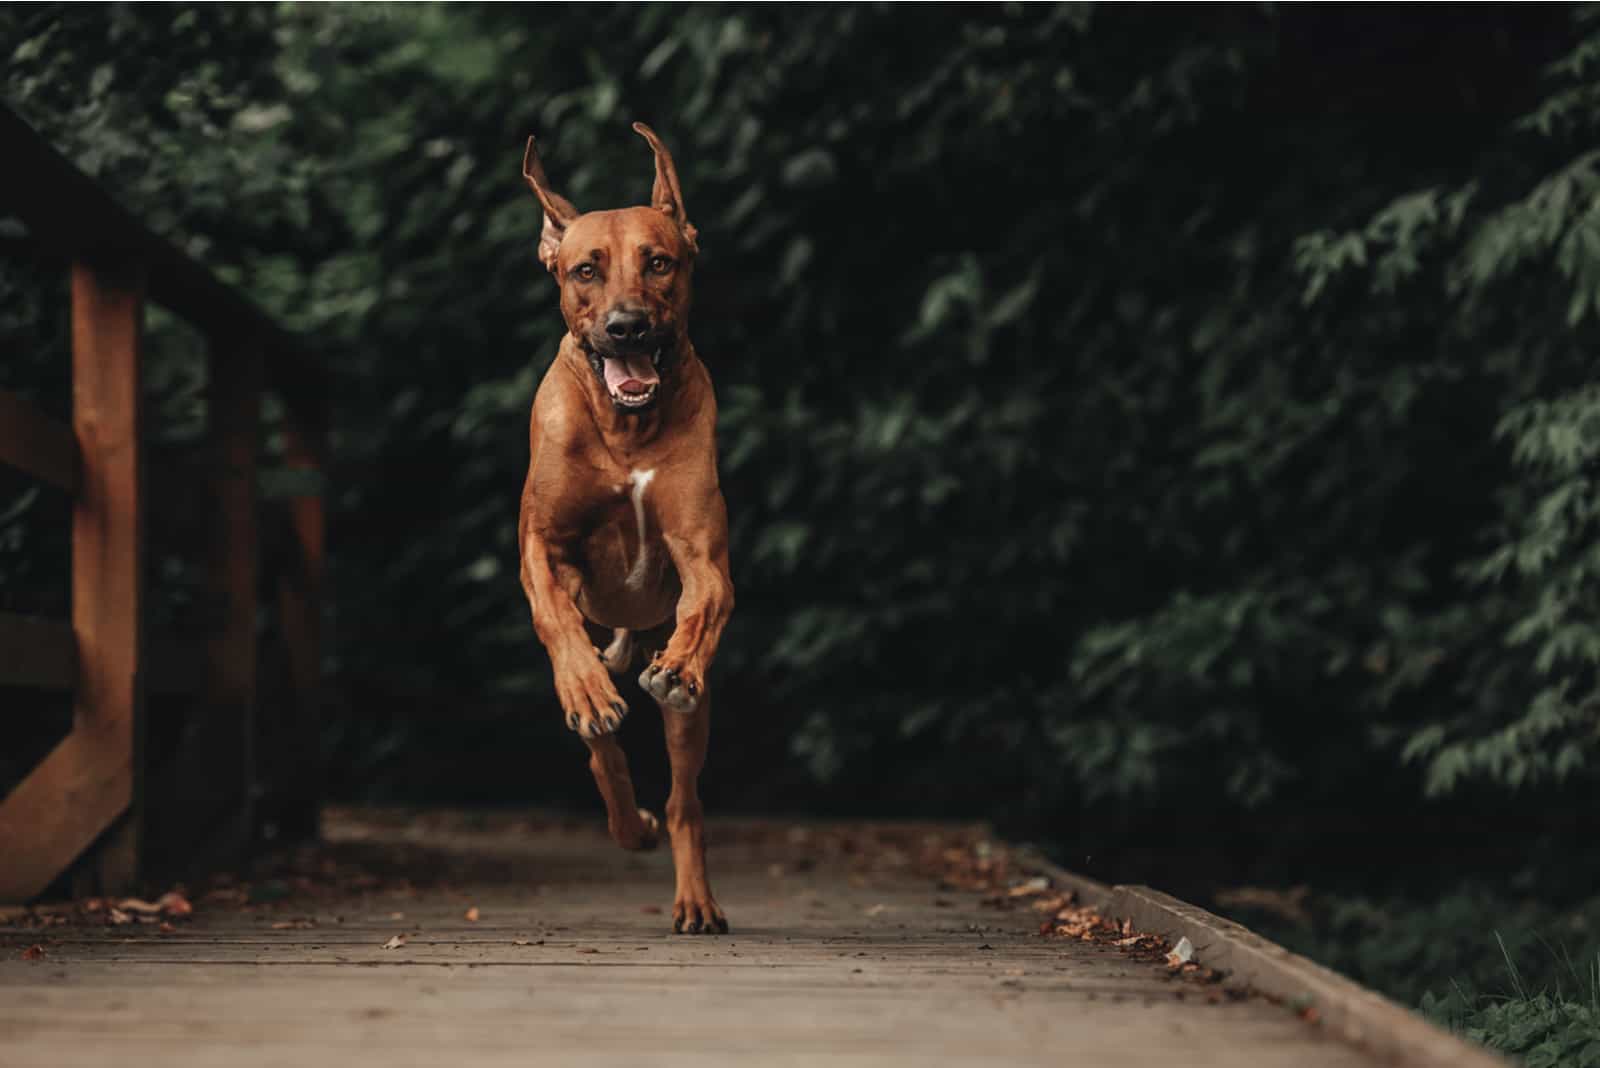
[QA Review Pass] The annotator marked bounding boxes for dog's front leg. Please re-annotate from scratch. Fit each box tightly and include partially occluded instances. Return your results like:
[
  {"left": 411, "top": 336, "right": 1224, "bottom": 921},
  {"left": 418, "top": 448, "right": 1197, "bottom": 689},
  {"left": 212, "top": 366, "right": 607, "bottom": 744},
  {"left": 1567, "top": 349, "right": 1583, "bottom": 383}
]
[
  {"left": 638, "top": 500, "right": 734, "bottom": 933},
  {"left": 637, "top": 523, "right": 734, "bottom": 715},
  {"left": 521, "top": 532, "right": 657, "bottom": 851}
]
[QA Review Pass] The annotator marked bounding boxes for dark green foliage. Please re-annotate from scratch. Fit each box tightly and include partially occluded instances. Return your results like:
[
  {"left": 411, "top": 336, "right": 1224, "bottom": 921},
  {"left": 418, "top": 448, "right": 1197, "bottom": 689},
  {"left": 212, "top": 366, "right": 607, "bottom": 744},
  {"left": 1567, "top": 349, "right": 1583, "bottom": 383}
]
[{"left": 2, "top": 6, "right": 1597, "bottom": 828}]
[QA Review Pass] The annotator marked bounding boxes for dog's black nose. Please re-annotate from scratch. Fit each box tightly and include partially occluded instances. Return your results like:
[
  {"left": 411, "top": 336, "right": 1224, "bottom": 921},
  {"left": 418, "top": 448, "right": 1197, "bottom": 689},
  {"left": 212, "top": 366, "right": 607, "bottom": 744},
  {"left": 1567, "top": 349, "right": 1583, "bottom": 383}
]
[{"left": 604, "top": 308, "right": 652, "bottom": 343}]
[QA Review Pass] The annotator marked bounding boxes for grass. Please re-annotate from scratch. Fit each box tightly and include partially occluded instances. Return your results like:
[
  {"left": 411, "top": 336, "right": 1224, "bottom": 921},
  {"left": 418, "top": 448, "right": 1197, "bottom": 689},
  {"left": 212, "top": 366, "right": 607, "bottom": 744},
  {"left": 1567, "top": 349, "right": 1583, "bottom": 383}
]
[
  {"left": 1215, "top": 886, "right": 1600, "bottom": 1067},
  {"left": 1419, "top": 937, "right": 1600, "bottom": 1067}
]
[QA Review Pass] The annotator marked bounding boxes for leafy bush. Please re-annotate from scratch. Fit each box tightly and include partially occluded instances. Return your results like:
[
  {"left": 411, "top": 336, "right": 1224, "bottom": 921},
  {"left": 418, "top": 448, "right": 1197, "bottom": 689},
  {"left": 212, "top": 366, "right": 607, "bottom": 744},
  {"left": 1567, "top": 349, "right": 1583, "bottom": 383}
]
[{"left": 2, "top": 5, "right": 1597, "bottom": 827}]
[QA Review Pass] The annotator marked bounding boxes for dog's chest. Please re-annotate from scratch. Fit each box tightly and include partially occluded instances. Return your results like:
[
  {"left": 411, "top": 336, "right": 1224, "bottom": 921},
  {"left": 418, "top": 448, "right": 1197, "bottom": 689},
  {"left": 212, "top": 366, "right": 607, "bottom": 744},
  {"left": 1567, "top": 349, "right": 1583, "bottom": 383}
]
[{"left": 609, "top": 467, "right": 655, "bottom": 590}]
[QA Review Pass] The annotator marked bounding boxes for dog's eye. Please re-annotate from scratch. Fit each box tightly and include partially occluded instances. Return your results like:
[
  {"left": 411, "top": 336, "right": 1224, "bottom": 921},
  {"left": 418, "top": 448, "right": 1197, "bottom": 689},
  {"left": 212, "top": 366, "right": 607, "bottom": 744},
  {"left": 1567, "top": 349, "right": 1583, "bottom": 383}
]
[
  {"left": 574, "top": 264, "right": 597, "bottom": 281},
  {"left": 648, "top": 255, "right": 672, "bottom": 275}
]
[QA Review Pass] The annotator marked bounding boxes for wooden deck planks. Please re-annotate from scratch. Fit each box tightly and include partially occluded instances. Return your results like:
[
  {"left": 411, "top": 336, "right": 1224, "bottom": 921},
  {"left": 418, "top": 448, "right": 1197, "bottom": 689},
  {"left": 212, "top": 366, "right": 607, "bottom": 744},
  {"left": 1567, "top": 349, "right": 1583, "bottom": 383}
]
[{"left": 0, "top": 816, "right": 1379, "bottom": 1067}]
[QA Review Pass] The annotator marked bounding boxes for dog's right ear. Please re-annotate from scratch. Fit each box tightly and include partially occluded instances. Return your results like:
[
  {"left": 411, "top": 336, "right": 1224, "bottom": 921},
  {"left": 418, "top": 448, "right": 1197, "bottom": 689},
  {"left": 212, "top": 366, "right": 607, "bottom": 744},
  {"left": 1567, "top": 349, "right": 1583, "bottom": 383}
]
[{"left": 522, "top": 136, "right": 579, "bottom": 273}]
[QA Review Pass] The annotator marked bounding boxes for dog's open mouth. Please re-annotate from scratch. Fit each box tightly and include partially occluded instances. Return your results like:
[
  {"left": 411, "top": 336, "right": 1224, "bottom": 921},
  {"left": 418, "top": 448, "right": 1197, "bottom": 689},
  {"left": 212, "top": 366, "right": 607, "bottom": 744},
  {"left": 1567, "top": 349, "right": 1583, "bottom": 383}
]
[{"left": 601, "top": 348, "right": 663, "bottom": 410}]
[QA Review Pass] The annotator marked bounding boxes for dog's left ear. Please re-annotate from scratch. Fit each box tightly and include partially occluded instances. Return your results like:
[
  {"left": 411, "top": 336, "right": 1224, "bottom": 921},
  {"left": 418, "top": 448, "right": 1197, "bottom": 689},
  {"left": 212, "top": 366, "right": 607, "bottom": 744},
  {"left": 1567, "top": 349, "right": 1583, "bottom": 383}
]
[
  {"left": 632, "top": 122, "right": 698, "bottom": 255},
  {"left": 523, "top": 136, "right": 580, "bottom": 273}
]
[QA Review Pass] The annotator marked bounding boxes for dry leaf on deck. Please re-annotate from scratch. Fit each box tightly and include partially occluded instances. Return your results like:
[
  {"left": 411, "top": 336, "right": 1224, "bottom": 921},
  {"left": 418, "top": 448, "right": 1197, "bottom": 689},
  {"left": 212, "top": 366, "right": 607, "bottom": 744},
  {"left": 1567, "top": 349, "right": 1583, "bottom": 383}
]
[
  {"left": 382, "top": 934, "right": 407, "bottom": 950},
  {"left": 21, "top": 944, "right": 45, "bottom": 960},
  {"left": 464, "top": 907, "right": 480, "bottom": 922},
  {"left": 1006, "top": 876, "right": 1051, "bottom": 898},
  {"left": 156, "top": 892, "right": 194, "bottom": 918}
]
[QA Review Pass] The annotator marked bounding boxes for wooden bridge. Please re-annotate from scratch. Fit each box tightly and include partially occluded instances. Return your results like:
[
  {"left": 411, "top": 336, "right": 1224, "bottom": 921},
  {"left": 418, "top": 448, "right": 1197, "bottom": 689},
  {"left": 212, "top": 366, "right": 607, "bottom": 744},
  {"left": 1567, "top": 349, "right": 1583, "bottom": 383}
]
[
  {"left": 0, "top": 110, "right": 1507, "bottom": 1068},
  {"left": 0, "top": 105, "right": 326, "bottom": 902}
]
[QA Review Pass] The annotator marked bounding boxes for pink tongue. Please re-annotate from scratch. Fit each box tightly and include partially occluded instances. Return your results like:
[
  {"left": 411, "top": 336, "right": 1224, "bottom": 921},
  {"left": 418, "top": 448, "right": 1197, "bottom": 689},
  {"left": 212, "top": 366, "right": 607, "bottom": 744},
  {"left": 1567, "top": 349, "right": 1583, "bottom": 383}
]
[{"left": 603, "top": 355, "right": 659, "bottom": 393}]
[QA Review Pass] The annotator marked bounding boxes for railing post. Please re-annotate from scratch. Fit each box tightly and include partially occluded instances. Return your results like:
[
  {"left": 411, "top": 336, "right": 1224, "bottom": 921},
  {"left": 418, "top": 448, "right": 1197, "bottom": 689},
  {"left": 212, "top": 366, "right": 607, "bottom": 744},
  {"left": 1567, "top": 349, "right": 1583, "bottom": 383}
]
[
  {"left": 151, "top": 334, "right": 263, "bottom": 870},
  {"left": 0, "top": 260, "right": 146, "bottom": 902},
  {"left": 270, "top": 389, "right": 326, "bottom": 838},
  {"left": 71, "top": 260, "right": 147, "bottom": 893}
]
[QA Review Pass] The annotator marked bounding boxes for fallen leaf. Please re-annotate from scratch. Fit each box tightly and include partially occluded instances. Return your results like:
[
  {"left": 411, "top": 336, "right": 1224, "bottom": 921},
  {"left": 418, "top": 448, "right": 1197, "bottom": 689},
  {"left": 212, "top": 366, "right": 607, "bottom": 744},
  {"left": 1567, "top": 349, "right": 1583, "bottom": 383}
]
[
  {"left": 1166, "top": 935, "right": 1195, "bottom": 968},
  {"left": 108, "top": 908, "right": 133, "bottom": 926},
  {"left": 512, "top": 939, "right": 532, "bottom": 946},
  {"left": 576, "top": 947, "right": 599, "bottom": 955},
  {"left": 116, "top": 897, "right": 164, "bottom": 915},
  {"left": 464, "top": 907, "right": 480, "bottom": 922},
  {"left": 389, "top": 912, "right": 405, "bottom": 920},
  {"left": 271, "top": 919, "right": 316, "bottom": 930},
  {"left": 156, "top": 891, "right": 194, "bottom": 918},
  {"left": 21, "top": 944, "right": 45, "bottom": 960},
  {"left": 864, "top": 903, "right": 891, "bottom": 917},
  {"left": 1006, "top": 876, "right": 1051, "bottom": 898},
  {"left": 382, "top": 934, "right": 407, "bottom": 950}
]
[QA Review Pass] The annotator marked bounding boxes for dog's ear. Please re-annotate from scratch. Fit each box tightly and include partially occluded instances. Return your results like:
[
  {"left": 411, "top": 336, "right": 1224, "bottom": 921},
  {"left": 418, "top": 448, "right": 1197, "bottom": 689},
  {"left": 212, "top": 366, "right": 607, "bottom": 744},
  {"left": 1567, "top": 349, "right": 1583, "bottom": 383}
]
[
  {"left": 522, "top": 136, "right": 579, "bottom": 273},
  {"left": 632, "top": 122, "right": 698, "bottom": 255}
]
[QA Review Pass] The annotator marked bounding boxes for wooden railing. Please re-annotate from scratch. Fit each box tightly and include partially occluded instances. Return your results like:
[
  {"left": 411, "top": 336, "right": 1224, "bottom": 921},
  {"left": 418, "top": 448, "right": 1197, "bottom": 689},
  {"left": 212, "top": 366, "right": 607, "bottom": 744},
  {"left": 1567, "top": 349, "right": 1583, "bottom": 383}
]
[{"left": 0, "top": 106, "right": 326, "bottom": 902}]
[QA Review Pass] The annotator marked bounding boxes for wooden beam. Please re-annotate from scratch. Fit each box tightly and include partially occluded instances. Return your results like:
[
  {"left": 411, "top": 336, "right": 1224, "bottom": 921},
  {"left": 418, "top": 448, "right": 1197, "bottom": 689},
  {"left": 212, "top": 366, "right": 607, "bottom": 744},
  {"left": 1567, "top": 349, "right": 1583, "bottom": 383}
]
[
  {"left": 156, "top": 334, "right": 262, "bottom": 867},
  {"left": 0, "top": 261, "right": 146, "bottom": 903},
  {"left": 0, "top": 390, "right": 78, "bottom": 491},
  {"left": 269, "top": 390, "right": 326, "bottom": 838},
  {"left": 145, "top": 634, "right": 205, "bottom": 696},
  {"left": 0, "top": 612, "right": 76, "bottom": 690},
  {"left": 0, "top": 106, "right": 325, "bottom": 415}
]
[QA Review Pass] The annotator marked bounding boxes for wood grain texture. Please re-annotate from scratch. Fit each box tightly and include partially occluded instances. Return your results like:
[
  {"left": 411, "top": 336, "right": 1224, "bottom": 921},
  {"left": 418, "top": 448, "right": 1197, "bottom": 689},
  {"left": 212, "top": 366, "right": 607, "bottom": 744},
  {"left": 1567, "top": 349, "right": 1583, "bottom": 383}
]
[
  {"left": 0, "top": 814, "right": 1381, "bottom": 1068},
  {"left": 0, "top": 262, "right": 146, "bottom": 902}
]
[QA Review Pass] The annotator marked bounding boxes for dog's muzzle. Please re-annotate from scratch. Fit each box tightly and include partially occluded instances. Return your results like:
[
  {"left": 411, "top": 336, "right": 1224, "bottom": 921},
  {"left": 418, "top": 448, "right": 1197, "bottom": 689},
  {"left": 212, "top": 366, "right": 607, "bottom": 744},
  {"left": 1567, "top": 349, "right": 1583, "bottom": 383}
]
[{"left": 585, "top": 340, "right": 671, "bottom": 412}]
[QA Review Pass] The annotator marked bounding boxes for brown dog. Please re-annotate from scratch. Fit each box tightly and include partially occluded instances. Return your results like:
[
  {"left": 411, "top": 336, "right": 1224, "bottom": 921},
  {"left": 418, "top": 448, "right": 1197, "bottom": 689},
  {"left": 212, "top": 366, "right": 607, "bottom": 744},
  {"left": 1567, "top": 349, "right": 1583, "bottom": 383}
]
[{"left": 517, "top": 123, "right": 733, "bottom": 934}]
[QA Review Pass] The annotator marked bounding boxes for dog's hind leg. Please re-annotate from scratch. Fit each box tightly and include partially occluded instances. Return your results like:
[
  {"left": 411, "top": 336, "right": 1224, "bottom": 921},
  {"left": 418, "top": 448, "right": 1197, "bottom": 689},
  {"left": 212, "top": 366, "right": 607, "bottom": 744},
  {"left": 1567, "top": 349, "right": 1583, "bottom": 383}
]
[
  {"left": 584, "top": 735, "right": 660, "bottom": 851},
  {"left": 598, "top": 628, "right": 635, "bottom": 674},
  {"left": 659, "top": 692, "right": 727, "bottom": 933}
]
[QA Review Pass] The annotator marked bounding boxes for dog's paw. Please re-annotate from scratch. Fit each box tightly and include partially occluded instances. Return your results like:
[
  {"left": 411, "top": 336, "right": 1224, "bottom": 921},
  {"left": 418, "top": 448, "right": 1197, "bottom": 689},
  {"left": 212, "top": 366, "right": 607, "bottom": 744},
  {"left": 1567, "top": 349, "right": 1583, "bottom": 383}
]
[
  {"left": 558, "top": 660, "right": 629, "bottom": 739},
  {"left": 637, "top": 808, "right": 661, "bottom": 851},
  {"left": 672, "top": 892, "right": 729, "bottom": 935},
  {"left": 639, "top": 658, "right": 702, "bottom": 714},
  {"left": 599, "top": 628, "right": 635, "bottom": 675},
  {"left": 566, "top": 699, "right": 627, "bottom": 739}
]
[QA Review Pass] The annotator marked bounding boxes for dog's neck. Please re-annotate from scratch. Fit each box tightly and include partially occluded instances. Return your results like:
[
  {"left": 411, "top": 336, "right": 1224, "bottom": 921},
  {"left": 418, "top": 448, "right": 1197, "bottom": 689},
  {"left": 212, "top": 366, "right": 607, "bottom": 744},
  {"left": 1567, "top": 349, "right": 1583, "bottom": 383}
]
[{"left": 559, "top": 335, "right": 698, "bottom": 448}]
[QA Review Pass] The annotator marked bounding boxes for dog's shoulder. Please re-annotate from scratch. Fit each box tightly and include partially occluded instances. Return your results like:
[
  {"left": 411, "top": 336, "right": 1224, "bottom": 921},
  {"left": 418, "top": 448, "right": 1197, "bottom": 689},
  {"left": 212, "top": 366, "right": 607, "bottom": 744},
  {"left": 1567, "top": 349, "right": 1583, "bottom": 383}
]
[{"left": 528, "top": 357, "right": 592, "bottom": 453}]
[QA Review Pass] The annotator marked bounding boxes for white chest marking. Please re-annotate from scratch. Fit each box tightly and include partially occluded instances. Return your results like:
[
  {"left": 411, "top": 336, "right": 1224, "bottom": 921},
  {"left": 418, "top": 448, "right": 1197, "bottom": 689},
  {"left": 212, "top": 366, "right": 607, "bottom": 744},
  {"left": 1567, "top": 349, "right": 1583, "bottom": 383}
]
[{"left": 625, "top": 468, "right": 656, "bottom": 589}]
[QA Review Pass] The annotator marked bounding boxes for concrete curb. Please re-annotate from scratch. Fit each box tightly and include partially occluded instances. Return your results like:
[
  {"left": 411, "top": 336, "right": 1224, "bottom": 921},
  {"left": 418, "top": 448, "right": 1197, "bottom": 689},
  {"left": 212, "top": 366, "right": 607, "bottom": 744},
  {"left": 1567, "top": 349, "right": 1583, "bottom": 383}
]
[{"left": 1013, "top": 849, "right": 1510, "bottom": 1068}]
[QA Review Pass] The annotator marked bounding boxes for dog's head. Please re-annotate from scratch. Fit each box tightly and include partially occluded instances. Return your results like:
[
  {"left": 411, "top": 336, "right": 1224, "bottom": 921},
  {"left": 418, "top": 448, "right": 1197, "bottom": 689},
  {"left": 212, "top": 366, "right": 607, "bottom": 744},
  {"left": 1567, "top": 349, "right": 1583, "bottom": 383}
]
[{"left": 522, "top": 123, "right": 698, "bottom": 414}]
